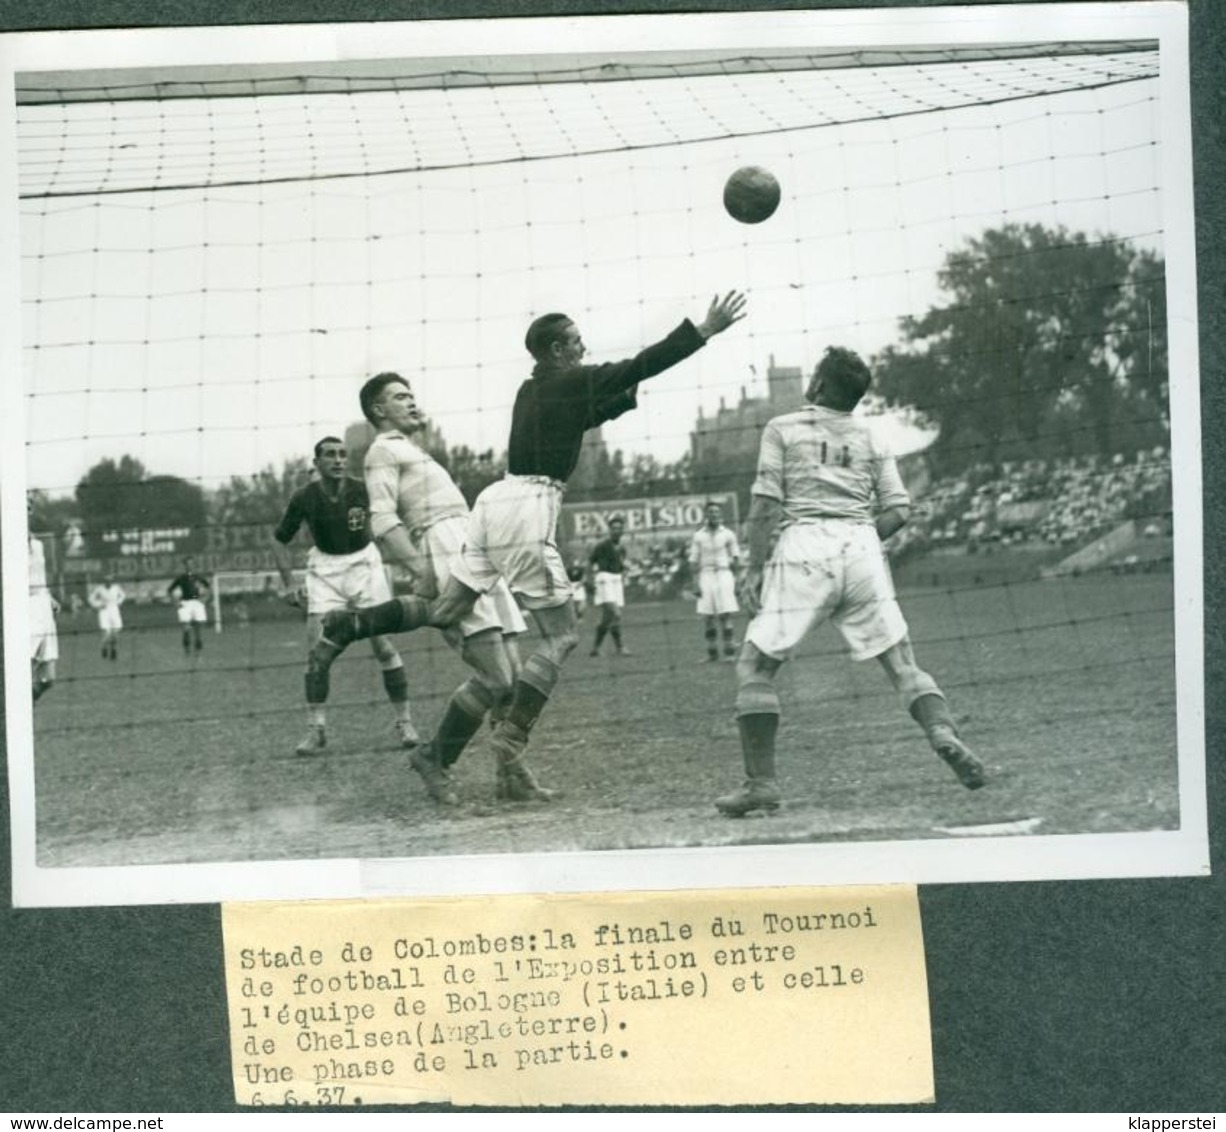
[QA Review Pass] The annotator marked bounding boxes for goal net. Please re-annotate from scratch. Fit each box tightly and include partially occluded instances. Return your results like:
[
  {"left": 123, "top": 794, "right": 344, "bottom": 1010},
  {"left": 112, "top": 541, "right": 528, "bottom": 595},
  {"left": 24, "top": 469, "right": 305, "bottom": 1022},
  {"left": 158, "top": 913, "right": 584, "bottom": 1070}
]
[
  {"left": 211, "top": 569, "right": 306, "bottom": 633},
  {"left": 15, "top": 29, "right": 1182, "bottom": 853}
]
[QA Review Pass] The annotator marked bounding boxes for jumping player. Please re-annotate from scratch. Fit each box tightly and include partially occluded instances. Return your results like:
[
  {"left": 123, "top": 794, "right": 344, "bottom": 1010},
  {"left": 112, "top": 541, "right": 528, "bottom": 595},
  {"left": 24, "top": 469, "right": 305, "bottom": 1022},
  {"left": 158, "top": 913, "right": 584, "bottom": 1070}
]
[
  {"left": 588, "top": 516, "right": 629, "bottom": 657},
  {"left": 716, "top": 346, "right": 985, "bottom": 817},
  {"left": 88, "top": 573, "right": 126, "bottom": 661},
  {"left": 315, "top": 292, "right": 747, "bottom": 801},
  {"left": 28, "top": 501, "right": 59, "bottom": 704},
  {"left": 689, "top": 500, "right": 741, "bottom": 662},
  {"left": 313, "top": 374, "right": 527, "bottom": 804},
  {"left": 272, "top": 435, "right": 418, "bottom": 757},
  {"left": 168, "top": 557, "right": 211, "bottom": 657}
]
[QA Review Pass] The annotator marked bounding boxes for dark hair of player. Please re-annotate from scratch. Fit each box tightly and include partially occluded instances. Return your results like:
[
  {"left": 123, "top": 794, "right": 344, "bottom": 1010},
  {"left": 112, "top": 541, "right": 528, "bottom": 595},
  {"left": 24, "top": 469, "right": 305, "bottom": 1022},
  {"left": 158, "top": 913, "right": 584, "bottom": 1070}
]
[
  {"left": 608, "top": 516, "right": 625, "bottom": 530},
  {"left": 524, "top": 313, "right": 573, "bottom": 361},
  {"left": 806, "top": 346, "right": 872, "bottom": 410},
  {"left": 313, "top": 435, "right": 344, "bottom": 459},
  {"left": 359, "top": 372, "right": 411, "bottom": 425}
]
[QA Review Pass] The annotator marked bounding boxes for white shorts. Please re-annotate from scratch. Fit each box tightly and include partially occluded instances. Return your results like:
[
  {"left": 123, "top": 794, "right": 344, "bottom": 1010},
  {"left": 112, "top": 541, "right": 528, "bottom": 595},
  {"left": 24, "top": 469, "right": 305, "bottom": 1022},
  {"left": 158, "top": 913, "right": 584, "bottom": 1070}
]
[
  {"left": 409, "top": 515, "right": 527, "bottom": 639},
  {"left": 176, "top": 598, "right": 209, "bottom": 624},
  {"left": 306, "top": 544, "right": 391, "bottom": 615},
  {"left": 593, "top": 571, "right": 625, "bottom": 608},
  {"left": 570, "top": 582, "right": 587, "bottom": 612},
  {"left": 30, "top": 593, "right": 58, "bottom": 662},
  {"left": 697, "top": 568, "right": 739, "bottom": 616},
  {"left": 455, "top": 476, "right": 571, "bottom": 611},
  {"left": 98, "top": 607, "right": 123, "bottom": 632},
  {"left": 746, "top": 520, "right": 907, "bottom": 662}
]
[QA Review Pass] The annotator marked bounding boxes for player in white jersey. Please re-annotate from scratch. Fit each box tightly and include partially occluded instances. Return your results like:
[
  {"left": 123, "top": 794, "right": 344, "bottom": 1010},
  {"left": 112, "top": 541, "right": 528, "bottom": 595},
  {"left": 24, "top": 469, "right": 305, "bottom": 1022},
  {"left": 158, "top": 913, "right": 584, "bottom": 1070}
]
[
  {"left": 716, "top": 347, "right": 985, "bottom": 817},
  {"left": 689, "top": 501, "right": 741, "bottom": 662},
  {"left": 311, "top": 372, "right": 528, "bottom": 805},
  {"left": 28, "top": 500, "right": 59, "bottom": 704},
  {"left": 88, "top": 574, "right": 126, "bottom": 661},
  {"left": 567, "top": 562, "right": 588, "bottom": 620}
]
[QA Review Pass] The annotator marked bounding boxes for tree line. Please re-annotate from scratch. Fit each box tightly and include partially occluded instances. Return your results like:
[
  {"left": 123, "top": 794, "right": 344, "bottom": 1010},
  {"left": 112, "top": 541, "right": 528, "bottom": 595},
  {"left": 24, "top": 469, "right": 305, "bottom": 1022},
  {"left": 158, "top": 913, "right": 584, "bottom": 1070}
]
[
  {"left": 30, "top": 221, "right": 1169, "bottom": 540},
  {"left": 872, "top": 222, "right": 1167, "bottom": 473}
]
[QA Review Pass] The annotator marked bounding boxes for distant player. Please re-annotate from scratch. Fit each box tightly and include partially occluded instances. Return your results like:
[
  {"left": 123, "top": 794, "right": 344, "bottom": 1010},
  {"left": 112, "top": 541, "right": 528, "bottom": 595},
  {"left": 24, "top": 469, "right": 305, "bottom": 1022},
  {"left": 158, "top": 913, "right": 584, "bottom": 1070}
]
[
  {"left": 272, "top": 435, "right": 418, "bottom": 757},
  {"left": 316, "top": 292, "right": 747, "bottom": 801},
  {"left": 88, "top": 574, "right": 126, "bottom": 661},
  {"left": 717, "top": 347, "right": 985, "bottom": 817},
  {"left": 168, "top": 557, "right": 211, "bottom": 656},
  {"left": 28, "top": 500, "right": 59, "bottom": 704},
  {"left": 588, "top": 516, "right": 630, "bottom": 657},
  {"left": 690, "top": 501, "right": 741, "bottom": 662},
  {"left": 312, "top": 374, "right": 527, "bottom": 805},
  {"left": 567, "top": 562, "right": 587, "bottom": 620}
]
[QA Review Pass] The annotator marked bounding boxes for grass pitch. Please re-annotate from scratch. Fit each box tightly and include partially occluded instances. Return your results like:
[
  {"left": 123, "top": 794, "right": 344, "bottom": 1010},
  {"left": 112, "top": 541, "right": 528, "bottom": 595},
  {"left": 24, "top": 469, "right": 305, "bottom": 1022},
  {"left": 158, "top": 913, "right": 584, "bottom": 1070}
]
[{"left": 32, "top": 573, "right": 1178, "bottom": 867}]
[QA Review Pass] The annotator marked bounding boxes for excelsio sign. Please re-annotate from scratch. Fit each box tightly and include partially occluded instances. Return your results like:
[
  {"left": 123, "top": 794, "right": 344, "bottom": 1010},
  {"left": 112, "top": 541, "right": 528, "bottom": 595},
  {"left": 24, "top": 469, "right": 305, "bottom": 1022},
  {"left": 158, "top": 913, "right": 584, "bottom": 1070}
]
[{"left": 559, "top": 492, "right": 738, "bottom": 551}]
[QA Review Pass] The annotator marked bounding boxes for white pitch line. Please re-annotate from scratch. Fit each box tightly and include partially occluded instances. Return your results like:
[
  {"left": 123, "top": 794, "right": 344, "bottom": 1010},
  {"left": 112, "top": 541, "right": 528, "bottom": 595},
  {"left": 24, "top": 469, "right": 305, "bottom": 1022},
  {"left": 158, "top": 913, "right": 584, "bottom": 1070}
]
[{"left": 934, "top": 817, "right": 1043, "bottom": 837}]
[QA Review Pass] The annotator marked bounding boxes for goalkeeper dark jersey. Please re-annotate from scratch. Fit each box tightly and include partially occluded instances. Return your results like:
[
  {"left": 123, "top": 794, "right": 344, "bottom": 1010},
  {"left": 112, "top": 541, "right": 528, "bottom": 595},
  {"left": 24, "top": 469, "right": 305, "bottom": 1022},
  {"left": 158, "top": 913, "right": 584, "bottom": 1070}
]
[
  {"left": 273, "top": 477, "right": 372, "bottom": 556},
  {"left": 168, "top": 572, "right": 209, "bottom": 601},
  {"left": 506, "top": 320, "right": 706, "bottom": 482},
  {"left": 589, "top": 538, "right": 628, "bottom": 575}
]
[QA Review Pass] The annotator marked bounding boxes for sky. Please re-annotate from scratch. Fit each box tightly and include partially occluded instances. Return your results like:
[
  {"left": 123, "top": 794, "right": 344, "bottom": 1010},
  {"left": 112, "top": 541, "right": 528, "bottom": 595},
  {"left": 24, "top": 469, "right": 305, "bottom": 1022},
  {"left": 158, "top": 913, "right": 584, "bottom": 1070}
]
[{"left": 17, "top": 48, "right": 1164, "bottom": 499}]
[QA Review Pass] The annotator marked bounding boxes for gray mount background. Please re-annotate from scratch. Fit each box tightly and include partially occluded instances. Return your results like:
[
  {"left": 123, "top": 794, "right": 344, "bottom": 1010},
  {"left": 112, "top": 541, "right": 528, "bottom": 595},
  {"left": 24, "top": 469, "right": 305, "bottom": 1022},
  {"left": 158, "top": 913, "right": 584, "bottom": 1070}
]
[{"left": 0, "top": 0, "right": 1221, "bottom": 1113}]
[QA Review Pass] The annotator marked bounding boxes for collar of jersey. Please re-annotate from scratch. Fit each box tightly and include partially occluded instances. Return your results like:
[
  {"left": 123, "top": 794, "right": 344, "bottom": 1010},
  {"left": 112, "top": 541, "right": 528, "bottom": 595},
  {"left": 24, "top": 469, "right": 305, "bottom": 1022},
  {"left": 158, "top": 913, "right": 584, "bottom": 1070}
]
[
  {"left": 532, "top": 360, "right": 584, "bottom": 378},
  {"left": 805, "top": 403, "right": 852, "bottom": 417}
]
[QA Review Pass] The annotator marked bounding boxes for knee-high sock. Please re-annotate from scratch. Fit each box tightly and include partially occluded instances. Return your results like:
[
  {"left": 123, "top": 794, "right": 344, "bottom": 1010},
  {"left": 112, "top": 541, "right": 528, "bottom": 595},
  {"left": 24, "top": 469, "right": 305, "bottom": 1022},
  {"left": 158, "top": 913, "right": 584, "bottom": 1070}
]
[
  {"left": 351, "top": 596, "right": 432, "bottom": 639},
  {"left": 435, "top": 678, "right": 497, "bottom": 767},
  {"left": 505, "top": 654, "right": 562, "bottom": 735},
  {"left": 735, "top": 675, "right": 781, "bottom": 780},
  {"left": 302, "top": 662, "right": 328, "bottom": 706},
  {"left": 909, "top": 690, "right": 955, "bottom": 741},
  {"left": 736, "top": 714, "right": 779, "bottom": 781},
  {"left": 381, "top": 662, "right": 414, "bottom": 722},
  {"left": 381, "top": 663, "right": 409, "bottom": 703}
]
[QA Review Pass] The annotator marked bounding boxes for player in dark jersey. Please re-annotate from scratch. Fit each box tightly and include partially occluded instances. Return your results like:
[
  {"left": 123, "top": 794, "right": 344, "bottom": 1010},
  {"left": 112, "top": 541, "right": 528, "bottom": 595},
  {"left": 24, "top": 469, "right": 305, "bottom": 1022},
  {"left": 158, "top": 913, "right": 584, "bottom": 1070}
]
[
  {"left": 311, "top": 291, "right": 747, "bottom": 801},
  {"left": 588, "top": 516, "right": 630, "bottom": 656},
  {"left": 272, "top": 435, "right": 417, "bottom": 757},
  {"left": 168, "top": 557, "right": 211, "bottom": 656},
  {"left": 312, "top": 292, "right": 746, "bottom": 798}
]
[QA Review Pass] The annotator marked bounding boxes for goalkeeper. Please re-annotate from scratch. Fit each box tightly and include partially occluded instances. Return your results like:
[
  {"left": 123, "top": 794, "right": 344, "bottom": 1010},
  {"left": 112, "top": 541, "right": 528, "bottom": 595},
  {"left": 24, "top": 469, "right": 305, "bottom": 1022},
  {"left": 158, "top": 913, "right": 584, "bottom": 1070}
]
[{"left": 272, "top": 435, "right": 419, "bottom": 756}]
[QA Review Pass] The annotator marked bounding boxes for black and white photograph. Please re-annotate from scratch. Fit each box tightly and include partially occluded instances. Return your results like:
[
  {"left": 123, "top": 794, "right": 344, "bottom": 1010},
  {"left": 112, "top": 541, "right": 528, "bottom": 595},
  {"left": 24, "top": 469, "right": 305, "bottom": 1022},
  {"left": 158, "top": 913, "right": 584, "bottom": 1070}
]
[{"left": 1, "top": 3, "right": 1206, "bottom": 906}]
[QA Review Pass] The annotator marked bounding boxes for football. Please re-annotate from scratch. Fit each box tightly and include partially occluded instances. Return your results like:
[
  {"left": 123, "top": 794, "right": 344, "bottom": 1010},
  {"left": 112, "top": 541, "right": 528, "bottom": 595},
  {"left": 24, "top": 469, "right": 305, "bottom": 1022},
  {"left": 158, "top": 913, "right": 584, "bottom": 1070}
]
[{"left": 723, "top": 165, "right": 781, "bottom": 224}]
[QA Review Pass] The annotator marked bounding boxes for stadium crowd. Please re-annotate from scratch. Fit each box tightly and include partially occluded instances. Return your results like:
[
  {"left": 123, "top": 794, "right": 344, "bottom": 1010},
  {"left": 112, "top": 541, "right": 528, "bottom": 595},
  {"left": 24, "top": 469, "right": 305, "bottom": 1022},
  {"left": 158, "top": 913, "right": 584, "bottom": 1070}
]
[{"left": 890, "top": 446, "right": 1171, "bottom": 557}]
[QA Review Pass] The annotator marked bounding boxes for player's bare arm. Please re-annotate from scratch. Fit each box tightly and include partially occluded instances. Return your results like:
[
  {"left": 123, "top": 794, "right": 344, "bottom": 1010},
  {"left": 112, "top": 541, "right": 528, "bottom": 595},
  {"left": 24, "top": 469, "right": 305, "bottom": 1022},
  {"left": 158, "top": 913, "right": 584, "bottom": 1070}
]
[
  {"left": 270, "top": 537, "right": 303, "bottom": 606},
  {"left": 374, "top": 524, "right": 419, "bottom": 578},
  {"left": 694, "top": 290, "right": 748, "bottom": 339},
  {"left": 875, "top": 504, "right": 911, "bottom": 542},
  {"left": 738, "top": 493, "right": 784, "bottom": 614}
]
